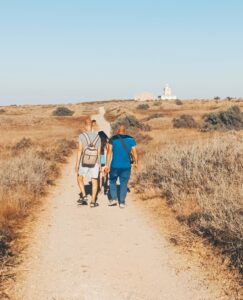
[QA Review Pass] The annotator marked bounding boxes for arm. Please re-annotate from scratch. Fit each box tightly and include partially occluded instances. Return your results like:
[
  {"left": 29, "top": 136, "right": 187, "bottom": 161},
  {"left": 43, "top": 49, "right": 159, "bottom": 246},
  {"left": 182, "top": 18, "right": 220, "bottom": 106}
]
[
  {"left": 132, "top": 147, "right": 138, "bottom": 169},
  {"left": 105, "top": 143, "right": 112, "bottom": 173},
  {"left": 75, "top": 143, "right": 83, "bottom": 173}
]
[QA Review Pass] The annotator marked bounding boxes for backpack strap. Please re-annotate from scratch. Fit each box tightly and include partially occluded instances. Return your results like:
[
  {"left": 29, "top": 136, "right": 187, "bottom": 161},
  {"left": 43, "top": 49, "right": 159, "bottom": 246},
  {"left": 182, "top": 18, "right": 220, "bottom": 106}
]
[
  {"left": 92, "top": 135, "right": 99, "bottom": 147},
  {"left": 117, "top": 135, "right": 130, "bottom": 157},
  {"left": 82, "top": 132, "right": 91, "bottom": 146}
]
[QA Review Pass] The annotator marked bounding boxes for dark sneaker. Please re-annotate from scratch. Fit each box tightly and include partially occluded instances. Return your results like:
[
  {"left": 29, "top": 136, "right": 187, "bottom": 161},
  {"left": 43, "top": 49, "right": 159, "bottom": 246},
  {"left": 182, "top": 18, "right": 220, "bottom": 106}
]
[
  {"left": 90, "top": 202, "right": 99, "bottom": 208},
  {"left": 77, "top": 195, "right": 88, "bottom": 205}
]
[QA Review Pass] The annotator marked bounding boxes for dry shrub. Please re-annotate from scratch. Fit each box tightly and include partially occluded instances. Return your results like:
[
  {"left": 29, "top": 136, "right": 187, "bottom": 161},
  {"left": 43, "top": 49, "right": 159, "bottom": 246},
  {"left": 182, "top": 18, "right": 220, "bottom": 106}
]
[
  {"left": 173, "top": 114, "right": 198, "bottom": 128},
  {"left": 137, "top": 104, "right": 149, "bottom": 110},
  {"left": 0, "top": 151, "right": 51, "bottom": 195},
  {"left": 0, "top": 150, "right": 53, "bottom": 263},
  {"left": 53, "top": 138, "right": 76, "bottom": 162},
  {"left": 134, "top": 135, "right": 243, "bottom": 272},
  {"left": 175, "top": 99, "right": 183, "bottom": 105},
  {"left": 111, "top": 115, "right": 150, "bottom": 133},
  {"left": 0, "top": 109, "right": 5, "bottom": 114},
  {"left": 37, "top": 139, "right": 76, "bottom": 163},
  {"left": 52, "top": 106, "right": 74, "bottom": 116},
  {"left": 202, "top": 106, "right": 243, "bottom": 131},
  {"left": 153, "top": 101, "right": 161, "bottom": 106},
  {"left": 104, "top": 107, "right": 127, "bottom": 122},
  {"left": 146, "top": 113, "right": 164, "bottom": 121},
  {"left": 11, "top": 138, "right": 33, "bottom": 154},
  {"left": 0, "top": 237, "right": 10, "bottom": 257},
  {"left": 133, "top": 132, "right": 152, "bottom": 144}
]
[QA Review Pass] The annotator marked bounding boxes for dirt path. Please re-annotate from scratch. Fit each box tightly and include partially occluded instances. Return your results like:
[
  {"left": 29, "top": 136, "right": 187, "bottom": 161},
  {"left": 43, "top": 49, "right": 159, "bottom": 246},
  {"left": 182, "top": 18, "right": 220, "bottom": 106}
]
[{"left": 9, "top": 107, "right": 225, "bottom": 300}]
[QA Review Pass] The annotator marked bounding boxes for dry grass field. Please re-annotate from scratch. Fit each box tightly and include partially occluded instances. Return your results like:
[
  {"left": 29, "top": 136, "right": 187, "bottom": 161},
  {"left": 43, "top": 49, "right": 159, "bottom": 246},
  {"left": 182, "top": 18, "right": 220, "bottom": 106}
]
[
  {"left": 0, "top": 99, "right": 242, "bottom": 298},
  {"left": 0, "top": 103, "right": 91, "bottom": 287},
  {"left": 104, "top": 99, "right": 243, "bottom": 281}
]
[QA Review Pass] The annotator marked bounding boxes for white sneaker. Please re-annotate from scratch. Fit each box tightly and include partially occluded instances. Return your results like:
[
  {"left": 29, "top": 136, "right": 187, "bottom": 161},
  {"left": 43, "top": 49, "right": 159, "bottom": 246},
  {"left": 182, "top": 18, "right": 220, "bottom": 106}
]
[
  {"left": 108, "top": 200, "right": 117, "bottom": 206},
  {"left": 119, "top": 203, "right": 126, "bottom": 209}
]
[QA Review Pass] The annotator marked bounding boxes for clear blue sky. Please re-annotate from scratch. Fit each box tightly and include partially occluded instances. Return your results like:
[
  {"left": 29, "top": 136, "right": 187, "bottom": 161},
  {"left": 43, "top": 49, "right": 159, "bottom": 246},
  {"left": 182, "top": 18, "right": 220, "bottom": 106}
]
[{"left": 0, "top": 0, "right": 242, "bottom": 105}]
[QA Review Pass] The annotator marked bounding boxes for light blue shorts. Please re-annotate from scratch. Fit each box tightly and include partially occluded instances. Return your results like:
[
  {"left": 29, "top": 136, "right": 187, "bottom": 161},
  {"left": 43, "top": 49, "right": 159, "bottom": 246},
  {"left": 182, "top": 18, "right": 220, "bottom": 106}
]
[{"left": 78, "top": 163, "right": 99, "bottom": 179}]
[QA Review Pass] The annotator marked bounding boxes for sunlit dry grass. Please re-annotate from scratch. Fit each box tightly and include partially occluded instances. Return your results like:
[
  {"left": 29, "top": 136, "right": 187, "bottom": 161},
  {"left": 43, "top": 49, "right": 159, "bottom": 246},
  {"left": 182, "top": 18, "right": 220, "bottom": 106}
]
[
  {"left": 105, "top": 99, "right": 243, "bottom": 275},
  {"left": 134, "top": 134, "right": 243, "bottom": 269},
  {"left": 0, "top": 104, "right": 88, "bottom": 266}
]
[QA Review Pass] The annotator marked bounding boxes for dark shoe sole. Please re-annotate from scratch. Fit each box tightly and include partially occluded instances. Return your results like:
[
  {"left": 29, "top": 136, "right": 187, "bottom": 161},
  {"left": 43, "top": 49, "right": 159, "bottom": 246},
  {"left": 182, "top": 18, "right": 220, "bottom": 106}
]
[{"left": 77, "top": 200, "right": 88, "bottom": 205}]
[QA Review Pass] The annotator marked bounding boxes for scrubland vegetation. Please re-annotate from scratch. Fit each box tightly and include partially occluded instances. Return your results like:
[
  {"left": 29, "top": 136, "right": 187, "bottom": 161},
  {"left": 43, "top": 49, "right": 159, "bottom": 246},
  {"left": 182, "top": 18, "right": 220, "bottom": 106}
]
[
  {"left": 1, "top": 99, "right": 242, "bottom": 295},
  {"left": 202, "top": 105, "right": 243, "bottom": 131},
  {"left": 52, "top": 106, "right": 74, "bottom": 116},
  {"left": 0, "top": 104, "right": 88, "bottom": 288},
  {"left": 136, "top": 103, "right": 149, "bottom": 110},
  {"left": 135, "top": 135, "right": 243, "bottom": 273},
  {"left": 173, "top": 114, "right": 198, "bottom": 128},
  {"left": 105, "top": 99, "right": 243, "bottom": 277}
]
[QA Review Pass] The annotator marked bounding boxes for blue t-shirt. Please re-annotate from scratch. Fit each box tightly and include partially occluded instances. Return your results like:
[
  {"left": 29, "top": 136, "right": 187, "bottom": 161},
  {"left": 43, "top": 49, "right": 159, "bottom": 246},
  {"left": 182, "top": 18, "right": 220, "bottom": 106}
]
[{"left": 109, "top": 134, "right": 136, "bottom": 169}]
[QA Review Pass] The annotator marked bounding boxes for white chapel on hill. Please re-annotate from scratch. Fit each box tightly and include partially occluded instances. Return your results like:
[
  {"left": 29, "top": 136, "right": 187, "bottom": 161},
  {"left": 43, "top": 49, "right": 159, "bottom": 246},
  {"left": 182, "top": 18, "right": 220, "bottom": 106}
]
[{"left": 161, "top": 84, "right": 177, "bottom": 100}]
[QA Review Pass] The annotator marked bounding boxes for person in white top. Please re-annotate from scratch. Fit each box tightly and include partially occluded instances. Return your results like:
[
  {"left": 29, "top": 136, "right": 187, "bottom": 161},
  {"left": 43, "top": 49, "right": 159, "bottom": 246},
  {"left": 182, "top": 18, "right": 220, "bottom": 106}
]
[{"left": 75, "top": 119, "right": 101, "bottom": 207}]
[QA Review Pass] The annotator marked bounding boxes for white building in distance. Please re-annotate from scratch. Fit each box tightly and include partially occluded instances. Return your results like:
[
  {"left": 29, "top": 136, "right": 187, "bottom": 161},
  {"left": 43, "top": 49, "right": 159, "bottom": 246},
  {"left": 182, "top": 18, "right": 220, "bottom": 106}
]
[
  {"left": 135, "top": 92, "right": 155, "bottom": 101},
  {"left": 161, "top": 84, "right": 177, "bottom": 100}
]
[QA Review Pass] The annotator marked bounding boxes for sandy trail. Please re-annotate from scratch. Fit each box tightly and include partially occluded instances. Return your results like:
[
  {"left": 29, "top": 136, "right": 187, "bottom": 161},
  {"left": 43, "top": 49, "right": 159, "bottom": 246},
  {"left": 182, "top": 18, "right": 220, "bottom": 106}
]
[{"left": 10, "top": 107, "right": 224, "bottom": 300}]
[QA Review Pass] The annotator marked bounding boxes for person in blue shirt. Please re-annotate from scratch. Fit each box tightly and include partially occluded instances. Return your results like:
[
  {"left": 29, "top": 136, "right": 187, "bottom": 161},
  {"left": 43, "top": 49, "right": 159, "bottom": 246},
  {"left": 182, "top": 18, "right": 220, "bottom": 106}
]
[{"left": 105, "top": 125, "right": 138, "bottom": 208}]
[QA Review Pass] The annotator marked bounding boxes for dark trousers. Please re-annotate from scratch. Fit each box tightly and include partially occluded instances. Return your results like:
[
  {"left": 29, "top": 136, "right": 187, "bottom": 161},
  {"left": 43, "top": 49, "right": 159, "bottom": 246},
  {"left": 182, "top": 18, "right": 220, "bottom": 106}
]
[{"left": 109, "top": 168, "right": 131, "bottom": 204}]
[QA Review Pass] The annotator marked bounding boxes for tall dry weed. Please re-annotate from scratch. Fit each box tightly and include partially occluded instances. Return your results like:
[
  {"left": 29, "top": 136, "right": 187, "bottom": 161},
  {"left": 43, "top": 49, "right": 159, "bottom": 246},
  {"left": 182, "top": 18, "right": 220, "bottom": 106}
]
[
  {"left": 0, "top": 137, "right": 77, "bottom": 264},
  {"left": 134, "top": 134, "right": 243, "bottom": 272}
]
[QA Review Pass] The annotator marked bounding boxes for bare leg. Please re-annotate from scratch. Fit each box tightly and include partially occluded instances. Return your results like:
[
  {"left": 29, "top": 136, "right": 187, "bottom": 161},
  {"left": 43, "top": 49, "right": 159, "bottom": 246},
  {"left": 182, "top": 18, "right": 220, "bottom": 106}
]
[
  {"left": 77, "top": 176, "right": 86, "bottom": 197},
  {"left": 99, "top": 172, "right": 103, "bottom": 191},
  {"left": 91, "top": 178, "right": 98, "bottom": 203}
]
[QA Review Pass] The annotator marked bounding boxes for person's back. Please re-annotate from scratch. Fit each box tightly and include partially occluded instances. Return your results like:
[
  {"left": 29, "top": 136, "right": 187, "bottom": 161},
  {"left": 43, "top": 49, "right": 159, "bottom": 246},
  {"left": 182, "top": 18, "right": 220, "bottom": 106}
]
[
  {"left": 105, "top": 125, "right": 138, "bottom": 208},
  {"left": 109, "top": 134, "right": 136, "bottom": 169},
  {"left": 79, "top": 131, "right": 100, "bottom": 150},
  {"left": 75, "top": 119, "right": 101, "bottom": 207}
]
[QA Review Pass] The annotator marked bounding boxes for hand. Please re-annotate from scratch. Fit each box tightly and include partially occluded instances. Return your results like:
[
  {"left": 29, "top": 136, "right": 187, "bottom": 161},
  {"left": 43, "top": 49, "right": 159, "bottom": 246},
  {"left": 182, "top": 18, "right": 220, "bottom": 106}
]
[{"left": 104, "top": 166, "right": 110, "bottom": 174}]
